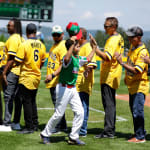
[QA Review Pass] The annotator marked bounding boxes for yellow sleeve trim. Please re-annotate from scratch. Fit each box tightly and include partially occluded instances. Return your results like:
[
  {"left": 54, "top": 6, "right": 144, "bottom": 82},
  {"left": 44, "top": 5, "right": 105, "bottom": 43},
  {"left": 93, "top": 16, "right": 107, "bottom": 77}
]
[
  {"left": 15, "top": 56, "right": 23, "bottom": 62},
  {"left": 135, "top": 65, "right": 143, "bottom": 73},
  {"left": 87, "top": 62, "right": 97, "bottom": 67},
  {"left": 8, "top": 51, "right": 16, "bottom": 56},
  {"left": 105, "top": 51, "right": 112, "bottom": 60}
]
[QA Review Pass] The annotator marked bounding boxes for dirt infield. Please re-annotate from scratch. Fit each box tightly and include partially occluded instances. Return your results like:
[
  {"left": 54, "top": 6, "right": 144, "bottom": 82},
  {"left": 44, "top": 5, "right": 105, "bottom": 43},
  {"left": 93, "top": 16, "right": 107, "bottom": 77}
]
[{"left": 116, "top": 94, "right": 150, "bottom": 107}]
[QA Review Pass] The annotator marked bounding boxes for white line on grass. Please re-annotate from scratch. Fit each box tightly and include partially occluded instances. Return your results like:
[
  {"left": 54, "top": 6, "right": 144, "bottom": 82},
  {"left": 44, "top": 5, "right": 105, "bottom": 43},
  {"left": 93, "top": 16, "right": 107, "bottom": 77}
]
[
  {"left": 67, "top": 120, "right": 104, "bottom": 123},
  {"left": 92, "top": 90, "right": 100, "bottom": 93},
  {"left": 89, "top": 107, "right": 127, "bottom": 122},
  {"left": 38, "top": 107, "right": 70, "bottom": 110},
  {"left": 38, "top": 106, "right": 127, "bottom": 123}
]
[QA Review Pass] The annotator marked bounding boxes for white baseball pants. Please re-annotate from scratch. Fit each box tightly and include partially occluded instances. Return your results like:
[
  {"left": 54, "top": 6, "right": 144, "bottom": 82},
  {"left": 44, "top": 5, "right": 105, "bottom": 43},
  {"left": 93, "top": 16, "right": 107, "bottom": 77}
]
[{"left": 41, "top": 83, "right": 84, "bottom": 140}]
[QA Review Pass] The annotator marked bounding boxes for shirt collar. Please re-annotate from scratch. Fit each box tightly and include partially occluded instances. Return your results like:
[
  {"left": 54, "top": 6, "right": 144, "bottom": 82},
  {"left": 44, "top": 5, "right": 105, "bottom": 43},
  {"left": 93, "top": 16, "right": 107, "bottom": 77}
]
[{"left": 28, "top": 37, "right": 37, "bottom": 39}]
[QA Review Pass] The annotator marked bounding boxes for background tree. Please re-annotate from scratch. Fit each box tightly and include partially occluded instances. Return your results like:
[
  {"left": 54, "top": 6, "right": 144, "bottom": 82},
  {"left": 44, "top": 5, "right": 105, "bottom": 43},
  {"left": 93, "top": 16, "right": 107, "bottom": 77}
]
[
  {"left": 0, "top": 34, "right": 7, "bottom": 42},
  {"left": 94, "top": 30, "right": 108, "bottom": 50},
  {"left": 117, "top": 27, "right": 130, "bottom": 49},
  {"left": 145, "top": 39, "right": 150, "bottom": 53}
]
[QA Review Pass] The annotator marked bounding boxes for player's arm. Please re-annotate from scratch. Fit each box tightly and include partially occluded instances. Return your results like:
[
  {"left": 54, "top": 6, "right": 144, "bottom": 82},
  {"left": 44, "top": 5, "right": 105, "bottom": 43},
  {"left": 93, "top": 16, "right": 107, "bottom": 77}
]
[
  {"left": 95, "top": 36, "right": 118, "bottom": 61},
  {"left": 64, "top": 36, "right": 76, "bottom": 65},
  {"left": 64, "top": 43, "right": 74, "bottom": 65},
  {"left": 96, "top": 49, "right": 108, "bottom": 61},
  {"left": 115, "top": 53, "right": 138, "bottom": 74},
  {"left": 3, "top": 36, "right": 21, "bottom": 85},
  {"left": 45, "top": 64, "right": 62, "bottom": 83},
  {"left": 86, "top": 34, "right": 97, "bottom": 62},
  {"left": 40, "top": 44, "right": 47, "bottom": 69},
  {"left": 83, "top": 65, "right": 95, "bottom": 78},
  {"left": 2, "top": 55, "right": 15, "bottom": 86},
  {"left": 141, "top": 54, "right": 150, "bottom": 64},
  {"left": 40, "top": 62, "right": 45, "bottom": 69},
  {"left": 83, "top": 61, "right": 97, "bottom": 78}
]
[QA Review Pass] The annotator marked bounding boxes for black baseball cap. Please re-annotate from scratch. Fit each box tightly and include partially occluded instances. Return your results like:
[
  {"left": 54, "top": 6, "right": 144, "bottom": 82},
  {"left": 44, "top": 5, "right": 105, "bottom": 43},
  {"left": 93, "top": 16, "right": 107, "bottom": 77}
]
[
  {"left": 126, "top": 26, "right": 143, "bottom": 37},
  {"left": 26, "top": 23, "right": 37, "bottom": 34}
]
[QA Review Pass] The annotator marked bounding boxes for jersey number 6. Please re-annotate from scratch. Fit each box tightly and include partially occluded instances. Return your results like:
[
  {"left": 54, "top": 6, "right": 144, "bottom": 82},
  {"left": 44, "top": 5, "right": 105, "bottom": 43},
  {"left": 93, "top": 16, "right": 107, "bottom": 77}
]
[{"left": 34, "top": 49, "right": 39, "bottom": 62}]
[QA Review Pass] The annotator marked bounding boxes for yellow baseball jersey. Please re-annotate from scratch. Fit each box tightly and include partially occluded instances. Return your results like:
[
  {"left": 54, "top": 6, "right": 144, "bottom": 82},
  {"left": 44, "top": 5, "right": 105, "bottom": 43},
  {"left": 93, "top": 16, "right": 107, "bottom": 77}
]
[
  {"left": 15, "top": 38, "right": 46, "bottom": 90},
  {"left": 5, "top": 33, "right": 25, "bottom": 76},
  {"left": 46, "top": 40, "right": 67, "bottom": 88},
  {"left": 125, "top": 44, "right": 149, "bottom": 95},
  {"left": 100, "top": 33, "right": 124, "bottom": 89},
  {"left": 0, "top": 42, "right": 6, "bottom": 91},
  {"left": 76, "top": 42, "right": 97, "bottom": 95},
  {"left": 0, "top": 42, "right": 6, "bottom": 67}
]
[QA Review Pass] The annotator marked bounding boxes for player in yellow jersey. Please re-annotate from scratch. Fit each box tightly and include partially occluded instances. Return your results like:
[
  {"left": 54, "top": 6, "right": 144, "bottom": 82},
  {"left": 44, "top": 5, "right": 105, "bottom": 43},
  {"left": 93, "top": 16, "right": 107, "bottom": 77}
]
[
  {"left": 75, "top": 28, "right": 97, "bottom": 137},
  {"left": 14, "top": 23, "right": 46, "bottom": 134},
  {"left": 93, "top": 17, "right": 124, "bottom": 138},
  {"left": 2, "top": 18, "right": 24, "bottom": 128},
  {"left": 116, "top": 26, "right": 149, "bottom": 143},
  {"left": 0, "top": 42, "right": 6, "bottom": 125},
  {"left": 45, "top": 25, "right": 68, "bottom": 133},
  {"left": 0, "top": 42, "right": 7, "bottom": 68},
  {"left": 0, "top": 42, "right": 6, "bottom": 75}
]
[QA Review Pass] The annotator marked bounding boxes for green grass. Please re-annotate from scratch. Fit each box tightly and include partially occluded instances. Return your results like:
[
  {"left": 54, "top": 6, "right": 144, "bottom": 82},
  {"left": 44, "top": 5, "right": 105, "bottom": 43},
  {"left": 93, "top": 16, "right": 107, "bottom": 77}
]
[{"left": 0, "top": 67, "right": 150, "bottom": 150}]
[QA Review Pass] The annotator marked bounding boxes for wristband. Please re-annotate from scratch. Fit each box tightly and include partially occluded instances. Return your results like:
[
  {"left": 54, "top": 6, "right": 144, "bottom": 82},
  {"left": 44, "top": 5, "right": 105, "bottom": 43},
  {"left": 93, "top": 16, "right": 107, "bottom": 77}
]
[{"left": 52, "top": 73, "right": 55, "bottom": 79}]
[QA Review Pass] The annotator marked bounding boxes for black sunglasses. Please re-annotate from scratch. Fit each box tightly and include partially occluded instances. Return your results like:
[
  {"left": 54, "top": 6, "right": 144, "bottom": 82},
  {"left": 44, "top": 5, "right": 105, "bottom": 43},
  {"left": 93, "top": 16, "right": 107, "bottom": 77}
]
[
  {"left": 7, "top": 24, "right": 13, "bottom": 27},
  {"left": 128, "top": 36, "right": 136, "bottom": 39},
  {"left": 104, "top": 24, "right": 113, "bottom": 28},
  {"left": 52, "top": 33, "right": 61, "bottom": 37}
]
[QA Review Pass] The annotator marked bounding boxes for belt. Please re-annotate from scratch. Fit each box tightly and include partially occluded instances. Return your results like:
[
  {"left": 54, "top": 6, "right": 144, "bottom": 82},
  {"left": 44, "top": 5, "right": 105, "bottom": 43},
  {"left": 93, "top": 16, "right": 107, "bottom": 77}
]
[{"left": 61, "top": 84, "right": 74, "bottom": 88}]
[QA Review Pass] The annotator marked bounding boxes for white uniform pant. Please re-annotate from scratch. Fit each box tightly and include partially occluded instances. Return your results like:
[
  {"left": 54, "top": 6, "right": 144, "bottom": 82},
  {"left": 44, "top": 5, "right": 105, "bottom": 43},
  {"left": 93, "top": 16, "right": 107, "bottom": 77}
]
[{"left": 41, "top": 84, "right": 84, "bottom": 140}]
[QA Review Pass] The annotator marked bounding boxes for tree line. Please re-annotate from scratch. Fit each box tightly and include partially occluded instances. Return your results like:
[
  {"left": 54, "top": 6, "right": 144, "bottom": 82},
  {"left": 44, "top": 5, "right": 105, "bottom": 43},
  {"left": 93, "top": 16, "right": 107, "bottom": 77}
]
[{"left": 1, "top": 27, "right": 150, "bottom": 55}]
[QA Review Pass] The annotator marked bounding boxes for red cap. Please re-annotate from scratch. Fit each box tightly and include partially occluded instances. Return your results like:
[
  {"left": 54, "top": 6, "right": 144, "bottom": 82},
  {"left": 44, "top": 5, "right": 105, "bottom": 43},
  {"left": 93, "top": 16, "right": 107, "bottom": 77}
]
[{"left": 66, "top": 22, "right": 82, "bottom": 40}]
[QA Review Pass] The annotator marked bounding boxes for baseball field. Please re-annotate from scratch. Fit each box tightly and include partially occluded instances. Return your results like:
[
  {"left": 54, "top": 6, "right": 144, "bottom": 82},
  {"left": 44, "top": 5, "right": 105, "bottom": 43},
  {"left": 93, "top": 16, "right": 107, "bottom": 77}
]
[{"left": 0, "top": 67, "right": 150, "bottom": 150}]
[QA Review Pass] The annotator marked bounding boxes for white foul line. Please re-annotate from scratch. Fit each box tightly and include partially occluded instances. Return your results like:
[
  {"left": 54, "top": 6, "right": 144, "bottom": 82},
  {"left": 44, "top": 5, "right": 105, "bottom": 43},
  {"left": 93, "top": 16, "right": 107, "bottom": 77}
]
[
  {"left": 89, "top": 107, "right": 127, "bottom": 122},
  {"left": 38, "top": 107, "right": 127, "bottom": 123}
]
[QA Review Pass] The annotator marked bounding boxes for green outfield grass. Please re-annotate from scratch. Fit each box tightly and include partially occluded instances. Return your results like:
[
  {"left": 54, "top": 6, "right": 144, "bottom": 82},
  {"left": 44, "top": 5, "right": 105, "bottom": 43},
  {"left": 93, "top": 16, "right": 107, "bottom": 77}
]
[{"left": 0, "top": 67, "right": 150, "bottom": 150}]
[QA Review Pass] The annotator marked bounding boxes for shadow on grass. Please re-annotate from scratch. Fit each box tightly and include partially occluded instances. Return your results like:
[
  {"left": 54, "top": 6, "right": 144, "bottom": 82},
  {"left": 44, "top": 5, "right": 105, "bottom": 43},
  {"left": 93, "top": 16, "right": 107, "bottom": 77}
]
[
  {"left": 50, "top": 136, "right": 67, "bottom": 143},
  {"left": 87, "top": 128, "right": 132, "bottom": 140},
  {"left": 38, "top": 124, "right": 46, "bottom": 131},
  {"left": 87, "top": 128, "right": 103, "bottom": 135},
  {"left": 38, "top": 124, "right": 71, "bottom": 133},
  {"left": 115, "top": 132, "right": 132, "bottom": 139},
  {"left": 38, "top": 125, "right": 134, "bottom": 141},
  {"left": 39, "top": 135, "right": 67, "bottom": 144},
  {"left": 145, "top": 134, "right": 150, "bottom": 140},
  {"left": 38, "top": 124, "right": 71, "bottom": 144}
]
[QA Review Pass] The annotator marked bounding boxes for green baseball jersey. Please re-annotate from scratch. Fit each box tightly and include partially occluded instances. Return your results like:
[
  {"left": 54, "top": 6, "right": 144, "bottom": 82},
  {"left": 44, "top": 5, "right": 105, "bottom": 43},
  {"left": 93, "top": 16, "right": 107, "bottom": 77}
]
[{"left": 59, "top": 55, "right": 89, "bottom": 85}]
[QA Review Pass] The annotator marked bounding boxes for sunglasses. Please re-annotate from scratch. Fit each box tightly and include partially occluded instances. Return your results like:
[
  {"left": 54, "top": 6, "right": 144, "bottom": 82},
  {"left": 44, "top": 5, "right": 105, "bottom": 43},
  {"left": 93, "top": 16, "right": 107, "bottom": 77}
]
[
  {"left": 52, "top": 33, "right": 61, "bottom": 37},
  {"left": 7, "top": 24, "right": 11, "bottom": 27},
  {"left": 128, "top": 36, "right": 137, "bottom": 40},
  {"left": 104, "top": 24, "right": 113, "bottom": 28}
]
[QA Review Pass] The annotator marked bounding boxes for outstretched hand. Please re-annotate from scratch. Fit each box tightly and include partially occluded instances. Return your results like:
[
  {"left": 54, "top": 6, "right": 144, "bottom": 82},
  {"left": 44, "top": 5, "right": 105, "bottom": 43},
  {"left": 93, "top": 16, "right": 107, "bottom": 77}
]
[
  {"left": 83, "top": 66, "right": 93, "bottom": 78},
  {"left": 141, "top": 54, "right": 150, "bottom": 64},
  {"left": 89, "top": 34, "right": 97, "bottom": 49},
  {"left": 83, "top": 70, "right": 89, "bottom": 78}
]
